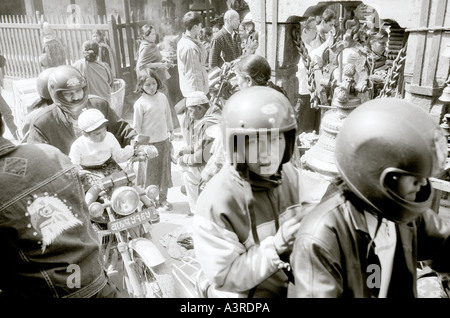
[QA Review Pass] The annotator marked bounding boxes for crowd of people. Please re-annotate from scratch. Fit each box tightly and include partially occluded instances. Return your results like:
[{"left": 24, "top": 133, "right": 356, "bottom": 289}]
[{"left": 1, "top": 5, "right": 450, "bottom": 300}]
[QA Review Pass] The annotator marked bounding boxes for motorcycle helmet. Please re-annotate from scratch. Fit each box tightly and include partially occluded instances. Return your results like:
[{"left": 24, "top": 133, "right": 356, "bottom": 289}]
[
  {"left": 36, "top": 67, "right": 55, "bottom": 101},
  {"left": 222, "top": 86, "right": 297, "bottom": 169},
  {"left": 335, "top": 98, "right": 447, "bottom": 223},
  {"left": 47, "top": 65, "right": 88, "bottom": 117}
]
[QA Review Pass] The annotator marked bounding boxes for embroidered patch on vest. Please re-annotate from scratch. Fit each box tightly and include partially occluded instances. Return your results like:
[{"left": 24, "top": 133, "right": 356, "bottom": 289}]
[
  {"left": 4, "top": 157, "right": 27, "bottom": 177},
  {"left": 26, "top": 193, "right": 82, "bottom": 253}
]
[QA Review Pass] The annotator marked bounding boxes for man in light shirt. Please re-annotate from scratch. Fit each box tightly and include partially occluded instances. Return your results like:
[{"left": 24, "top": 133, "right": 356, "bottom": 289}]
[
  {"left": 176, "top": 11, "right": 209, "bottom": 143},
  {"left": 296, "top": 17, "right": 333, "bottom": 134}
]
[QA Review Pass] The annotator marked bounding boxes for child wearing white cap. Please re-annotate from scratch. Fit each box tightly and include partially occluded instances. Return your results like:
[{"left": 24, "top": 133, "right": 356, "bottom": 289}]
[{"left": 69, "top": 108, "right": 134, "bottom": 205}]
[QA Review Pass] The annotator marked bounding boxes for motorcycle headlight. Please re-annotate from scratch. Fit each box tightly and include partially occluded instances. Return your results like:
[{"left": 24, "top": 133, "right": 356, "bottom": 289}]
[
  {"left": 111, "top": 186, "right": 140, "bottom": 216},
  {"left": 145, "top": 185, "right": 159, "bottom": 200},
  {"left": 89, "top": 202, "right": 104, "bottom": 218}
]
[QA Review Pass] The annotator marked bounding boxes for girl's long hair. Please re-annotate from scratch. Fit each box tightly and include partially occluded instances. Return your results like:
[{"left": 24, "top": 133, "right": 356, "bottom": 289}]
[{"left": 134, "top": 68, "right": 163, "bottom": 94}]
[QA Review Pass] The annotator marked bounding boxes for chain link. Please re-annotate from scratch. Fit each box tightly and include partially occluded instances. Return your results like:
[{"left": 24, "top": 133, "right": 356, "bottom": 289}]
[{"left": 377, "top": 42, "right": 407, "bottom": 98}]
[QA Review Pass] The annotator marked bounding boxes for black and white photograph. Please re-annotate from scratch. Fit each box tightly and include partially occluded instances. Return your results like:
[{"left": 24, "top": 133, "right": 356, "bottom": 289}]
[{"left": 0, "top": 0, "right": 450, "bottom": 308}]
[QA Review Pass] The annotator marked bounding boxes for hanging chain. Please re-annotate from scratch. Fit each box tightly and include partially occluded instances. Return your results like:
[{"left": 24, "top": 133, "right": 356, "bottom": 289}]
[
  {"left": 292, "top": 24, "right": 320, "bottom": 109},
  {"left": 377, "top": 42, "right": 408, "bottom": 98}
]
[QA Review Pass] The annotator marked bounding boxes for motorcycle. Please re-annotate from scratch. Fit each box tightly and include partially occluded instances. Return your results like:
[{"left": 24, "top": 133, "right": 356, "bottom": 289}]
[
  {"left": 208, "top": 59, "right": 239, "bottom": 109},
  {"left": 88, "top": 144, "right": 175, "bottom": 298}
]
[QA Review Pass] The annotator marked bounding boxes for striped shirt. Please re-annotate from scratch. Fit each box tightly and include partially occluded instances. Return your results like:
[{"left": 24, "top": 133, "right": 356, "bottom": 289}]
[{"left": 209, "top": 27, "right": 242, "bottom": 69}]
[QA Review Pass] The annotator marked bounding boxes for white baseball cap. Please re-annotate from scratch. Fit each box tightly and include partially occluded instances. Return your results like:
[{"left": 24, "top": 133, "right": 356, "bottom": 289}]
[
  {"left": 186, "top": 91, "right": 209, "bottom": 107},
  {"left": 78, "top": 108, "right": 109, "bottom": 132}
]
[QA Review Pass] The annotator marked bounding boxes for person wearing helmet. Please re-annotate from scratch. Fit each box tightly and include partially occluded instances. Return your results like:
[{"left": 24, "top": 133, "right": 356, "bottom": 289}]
[
  {"left": 199, "top": 54, "right": 290, "bottom": 189},
  {"left": 22, "top": 67, "right": 55, "bottom": 138},
  {"left": 192, "top": 86, "right": 303, "bottom": 297},
  {"left": 27, "top": 65, "right": 136, "bottom": 156},
  {"left": 290, "top": 98, "right": 450, "bottom": 298}
]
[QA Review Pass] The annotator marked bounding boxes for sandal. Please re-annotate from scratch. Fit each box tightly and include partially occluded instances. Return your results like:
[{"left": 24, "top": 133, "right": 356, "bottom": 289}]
[{"left": 159, "top": 200, "right": 173, "bottom": 211}]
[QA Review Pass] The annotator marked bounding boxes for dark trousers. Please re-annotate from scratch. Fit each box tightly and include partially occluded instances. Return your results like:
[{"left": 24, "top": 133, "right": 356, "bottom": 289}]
[
  {"left": 296, "top": 94, "right": 321, "bottom": 134},
  {"left": 0, "top": 94, "right": 18, "bottom": 139}
]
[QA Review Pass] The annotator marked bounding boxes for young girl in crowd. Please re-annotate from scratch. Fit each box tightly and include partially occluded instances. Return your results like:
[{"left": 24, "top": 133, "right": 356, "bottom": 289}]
[
  {"left": 132, "top": 69, "right": 174, "bottom": 211},
  {"left": 68, "top": 108, "right": 134, "bottom": 205}
]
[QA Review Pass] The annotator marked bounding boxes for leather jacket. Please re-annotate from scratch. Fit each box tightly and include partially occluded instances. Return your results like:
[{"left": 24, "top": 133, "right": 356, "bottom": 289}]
[
  {"left": 290, "top": 189, "right": 450, "bottom": 298},
  {"left": 0, "top": 137, "right": 108, "bottom": 298},
  {"left": 194, "top": 163, "right": 299, "bottom": 297}
]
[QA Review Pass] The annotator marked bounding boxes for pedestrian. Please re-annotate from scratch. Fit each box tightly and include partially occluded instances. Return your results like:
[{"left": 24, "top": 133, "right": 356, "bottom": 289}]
[
  {"left": 176, "top": 11, "right": 209, "bottom": 142},
  {"left": 136, "top": 24, "right": 177, "bottom": 129},
  {"left": 310, "top": 8, "right": 336, "bottom": 49},
  {"left": 27, "top": 65, "right": 136, "bottom": 156},
  {"left": 39, "top": 22, "right": 66, "bottom": 69},
  {"left": 200, "top": 26, "right": 213, "bottom": 70},
  {"left": 73, "top": 40, "right": 114, "bottom": 104},
  {"left": 193, "top": 86, "right": 302, "bottom": 297},
  {"left": 132, "top": 69, "right": 174, "bottom": 211},
  {"left": 234, "top": 54, "right": 288, "bottom": 97},
  {"left": 296, "top": 17, "right": 333, "bottom": 134},
  {"left": 290, "top": 98, "right": 450, "bottom": 298},
  {"left": 68, "top": 108, "right": 134, "bottom": 206},
  {"left": 208, "top": 9, "right": 242, "bottom": 69},
  {"left": 0, "top": 111, "right": 120, "bottom": 298},
  {"left": 365, "top": 28, "right": 389, "bottom": 98},
  {"left": 212, "top": 23, "right": 221, "bottom": 37},
  {"left": 240, "top": 12, "right": 259, "bottom": 56},
  {"left": 366, "top": 28, "right": 389, "bottom": 75},
  {"left": 0, "top": 54, "right": 18, "bottom": 140},
  {"left": 91, "top": 28, "right": 117, "bottom": 77},
  {"left": 22, "top": 67, "right": 55, "bottom": 138},
  {"left": 174, "top": 91, "right": 221, "bottom": 216}
]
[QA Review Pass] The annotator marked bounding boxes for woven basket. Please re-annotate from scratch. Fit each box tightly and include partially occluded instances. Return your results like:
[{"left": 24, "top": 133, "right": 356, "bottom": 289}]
[{"left": 110, "top": 78, "right": 126, "bottom": 117}]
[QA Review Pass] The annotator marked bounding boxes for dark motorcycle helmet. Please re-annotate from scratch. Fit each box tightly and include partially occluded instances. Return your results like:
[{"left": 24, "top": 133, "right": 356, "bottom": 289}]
[
  {"left": 47, "top": 65, "right": 88, "bottom": 117},
  {"left": 335, "top": 98, "right": 448, "bottom": 224},
  {"left": 36, "top": 67, "right": 55, "bottom": 101},
  {"left": 222, "top": 85, "right": 297, "bottom": 168}
]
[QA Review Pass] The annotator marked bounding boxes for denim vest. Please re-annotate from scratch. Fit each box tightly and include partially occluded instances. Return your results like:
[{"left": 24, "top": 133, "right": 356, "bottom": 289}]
[{"left": 0, "top": 138, "right": 107, "bottom": 298}]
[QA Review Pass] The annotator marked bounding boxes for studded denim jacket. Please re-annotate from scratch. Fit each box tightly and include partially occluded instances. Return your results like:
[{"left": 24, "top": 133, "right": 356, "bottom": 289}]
[{"left": 0, "top": 137, "right": 107, "bottom": 298}]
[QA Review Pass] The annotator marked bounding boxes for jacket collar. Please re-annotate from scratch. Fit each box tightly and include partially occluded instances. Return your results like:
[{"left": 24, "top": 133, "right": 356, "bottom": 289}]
[
  {"left": 224, "top": 163, "right": 282, "bottom": 191},
  {"left": 347, "top": 200, "right": 371, "bottom": 235},
  {"left": 0, "top": 137, "right": 16, "bottom": 157},
  {"left": 182, "top": 33, "right": 202, "bottom": 46}
]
